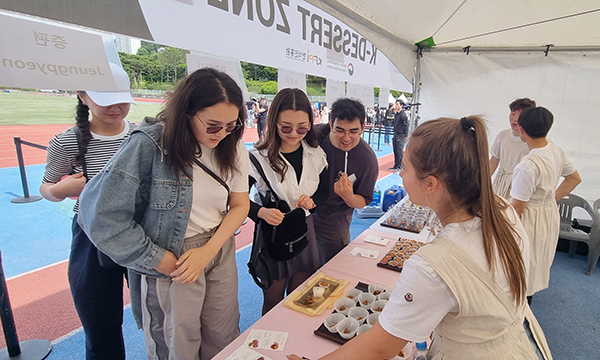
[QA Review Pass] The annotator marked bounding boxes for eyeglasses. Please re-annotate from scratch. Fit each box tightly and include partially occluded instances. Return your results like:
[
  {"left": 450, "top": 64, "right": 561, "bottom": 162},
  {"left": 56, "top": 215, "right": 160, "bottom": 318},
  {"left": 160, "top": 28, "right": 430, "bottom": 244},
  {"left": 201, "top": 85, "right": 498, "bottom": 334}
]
[
  {"left": 334, "top": 127, "right": 362, "bottom": 138},
  {"left": 277, "top": 124, "right": 310, "bottom": 135},
  {"left": 195, "top": 114, "right": 242, "bottom": 134}
]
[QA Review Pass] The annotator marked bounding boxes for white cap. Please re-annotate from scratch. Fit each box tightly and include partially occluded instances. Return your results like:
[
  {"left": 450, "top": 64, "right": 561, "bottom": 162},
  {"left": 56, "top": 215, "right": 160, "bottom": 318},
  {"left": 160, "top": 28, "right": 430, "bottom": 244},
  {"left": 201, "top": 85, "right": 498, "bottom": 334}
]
[
  {"left": 86, "top": 63, "right": 136, "bottom": 106},
  {"left": 86, "top": 90, "right": 135, "bottom": 106}
]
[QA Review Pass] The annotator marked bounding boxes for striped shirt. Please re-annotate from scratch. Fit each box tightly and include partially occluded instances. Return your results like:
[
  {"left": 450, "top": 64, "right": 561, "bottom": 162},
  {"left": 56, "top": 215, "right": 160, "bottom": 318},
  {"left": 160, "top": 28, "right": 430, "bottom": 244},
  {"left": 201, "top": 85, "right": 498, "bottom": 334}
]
[{"left": 42, "top": 120, "right": 136, "bottom": 212}]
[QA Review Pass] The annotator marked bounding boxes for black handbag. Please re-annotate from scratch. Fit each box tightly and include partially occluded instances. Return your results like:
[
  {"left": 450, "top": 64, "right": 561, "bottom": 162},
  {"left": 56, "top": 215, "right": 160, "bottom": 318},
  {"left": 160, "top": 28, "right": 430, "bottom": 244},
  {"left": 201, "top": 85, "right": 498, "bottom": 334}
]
[{"left": 247, "top": 153, "right": 309, "bottom": 288}]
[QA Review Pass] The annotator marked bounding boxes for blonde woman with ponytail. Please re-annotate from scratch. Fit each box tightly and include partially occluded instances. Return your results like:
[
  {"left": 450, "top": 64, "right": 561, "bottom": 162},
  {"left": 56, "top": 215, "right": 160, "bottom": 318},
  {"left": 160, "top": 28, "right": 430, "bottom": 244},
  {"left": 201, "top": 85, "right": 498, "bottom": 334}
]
[{"left": 288, "top": 117, "right": 552, "bottom": 360}]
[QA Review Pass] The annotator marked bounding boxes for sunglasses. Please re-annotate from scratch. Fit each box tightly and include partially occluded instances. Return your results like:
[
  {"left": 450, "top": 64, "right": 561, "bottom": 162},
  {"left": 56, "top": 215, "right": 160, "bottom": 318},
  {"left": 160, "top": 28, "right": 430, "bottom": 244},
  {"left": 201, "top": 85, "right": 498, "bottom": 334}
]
[
  {"left": 195, "top": 114, "right": 242, "bottom": 134},
  {"left": 277, "top": 124, "right": 310, "bottom": 135}
]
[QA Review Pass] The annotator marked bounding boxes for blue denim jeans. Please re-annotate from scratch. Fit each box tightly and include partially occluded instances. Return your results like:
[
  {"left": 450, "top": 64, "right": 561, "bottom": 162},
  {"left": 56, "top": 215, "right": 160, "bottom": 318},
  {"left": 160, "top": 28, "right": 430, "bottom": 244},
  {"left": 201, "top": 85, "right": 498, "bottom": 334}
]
[{"left": 384, "top": 126, "right": 392, "bottom": 144}]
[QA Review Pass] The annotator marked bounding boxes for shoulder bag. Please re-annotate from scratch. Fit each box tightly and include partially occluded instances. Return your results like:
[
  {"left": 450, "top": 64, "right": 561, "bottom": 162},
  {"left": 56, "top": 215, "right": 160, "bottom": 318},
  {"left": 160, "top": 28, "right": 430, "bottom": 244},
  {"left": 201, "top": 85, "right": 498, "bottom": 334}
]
[{"left": 247, "top": 153, "right": 309, "bottom": 289}]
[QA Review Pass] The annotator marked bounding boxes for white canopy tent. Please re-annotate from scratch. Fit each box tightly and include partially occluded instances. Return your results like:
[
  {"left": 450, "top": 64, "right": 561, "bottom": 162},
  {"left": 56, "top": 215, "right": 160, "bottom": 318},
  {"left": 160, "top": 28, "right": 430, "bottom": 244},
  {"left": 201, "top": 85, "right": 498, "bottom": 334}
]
[{"left": 305, "top": 0, "right": 600, "bottom": 201}]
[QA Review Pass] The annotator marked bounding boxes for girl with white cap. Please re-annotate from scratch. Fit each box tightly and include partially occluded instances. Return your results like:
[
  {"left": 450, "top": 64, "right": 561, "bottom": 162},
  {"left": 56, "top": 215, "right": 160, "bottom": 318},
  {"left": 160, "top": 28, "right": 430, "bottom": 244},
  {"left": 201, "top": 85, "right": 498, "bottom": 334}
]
[{"left": 40, "top": 65, "right": 136, "bottom": 360}]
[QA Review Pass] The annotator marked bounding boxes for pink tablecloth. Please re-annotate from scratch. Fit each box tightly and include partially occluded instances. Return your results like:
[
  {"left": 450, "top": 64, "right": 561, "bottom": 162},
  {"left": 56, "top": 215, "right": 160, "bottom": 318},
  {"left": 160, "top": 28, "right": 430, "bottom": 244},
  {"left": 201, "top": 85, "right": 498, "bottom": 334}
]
[{"left": 213, "top": 228, "right": 422, "bottom": 360}]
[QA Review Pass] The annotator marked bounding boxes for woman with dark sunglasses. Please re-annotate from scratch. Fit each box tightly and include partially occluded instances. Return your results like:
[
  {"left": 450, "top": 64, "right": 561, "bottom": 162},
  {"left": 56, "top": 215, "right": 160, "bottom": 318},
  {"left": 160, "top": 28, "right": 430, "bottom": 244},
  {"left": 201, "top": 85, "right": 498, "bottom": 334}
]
[
  {"left": 78, "top": 68, "right": 249, "bottom": 359},
  {"left": 249, "top": 88, "right": 330, "bottom": 314}
]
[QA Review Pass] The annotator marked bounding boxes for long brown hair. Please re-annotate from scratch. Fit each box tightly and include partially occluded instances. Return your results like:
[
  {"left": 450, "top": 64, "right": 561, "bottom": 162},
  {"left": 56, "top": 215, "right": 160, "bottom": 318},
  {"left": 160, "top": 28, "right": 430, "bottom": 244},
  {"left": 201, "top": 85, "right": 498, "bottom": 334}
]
[
  {"left": 256, "top": 88, "right": 317, "bottom": 181},
  {"left": 158, "top": 68, "right": 245, "bottom": 179},
  {"left": 409, "top": 116, "right": 526, "bottom": 304}
]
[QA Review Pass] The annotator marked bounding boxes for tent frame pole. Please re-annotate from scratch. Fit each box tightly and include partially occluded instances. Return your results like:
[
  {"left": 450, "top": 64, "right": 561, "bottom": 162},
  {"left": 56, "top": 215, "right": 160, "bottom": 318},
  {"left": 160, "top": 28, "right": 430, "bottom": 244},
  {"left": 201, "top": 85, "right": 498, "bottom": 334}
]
[
  {"left": 409, "top": 49, "right": 421, "bottom": 135},
  {"left": 425, "top": 46, "right": 600, "bottom": 53}
]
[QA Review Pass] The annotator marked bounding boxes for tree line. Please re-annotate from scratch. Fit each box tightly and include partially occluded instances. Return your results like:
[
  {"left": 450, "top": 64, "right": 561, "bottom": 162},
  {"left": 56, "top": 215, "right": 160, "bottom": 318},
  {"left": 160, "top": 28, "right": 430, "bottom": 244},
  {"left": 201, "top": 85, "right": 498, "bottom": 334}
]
[{"left": 119, "top": 41, "right": 404, "bottom": 98}]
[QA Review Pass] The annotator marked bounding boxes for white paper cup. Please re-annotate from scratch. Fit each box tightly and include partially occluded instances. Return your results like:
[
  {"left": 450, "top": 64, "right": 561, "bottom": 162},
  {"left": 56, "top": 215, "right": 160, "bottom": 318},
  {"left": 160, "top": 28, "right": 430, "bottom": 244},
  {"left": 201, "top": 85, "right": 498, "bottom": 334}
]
[
  {"left": 357, "top": 292, "right": 376, "bottom": 308},
  {"left": 345, "top": 288, "right": 362, "bottom": 303},
  {"left": 348, "top": 306, "right": 369, "bottom": 324},
  {"left": 324, "top": 313, "right": 346, "bottom": 333},
  {"left": 334, "top": 297, "right": 356, "bottom": 315},
  {"left": 377, "top": 291, "right": 391, "bottom": 301},
  {"left": 368, "top": 283, "right": 387, "bottom": 297},
  {"left": 395, "top": 341, "right": 413, "bottom": 359},
  {"left": 366, "top": 312, "right": 380, "bottom": 326},
  {"left": 313, "top": 286, "right": 326, "bottom": 298},
  {"left": 356, "top": 323, "right": 372, "bottom": 336},
  {"left": 370, "top": 299, "right": 388, "bottom": 312},
  {"left": 335, "top": 317, "right": 359, "bottom": 339}
]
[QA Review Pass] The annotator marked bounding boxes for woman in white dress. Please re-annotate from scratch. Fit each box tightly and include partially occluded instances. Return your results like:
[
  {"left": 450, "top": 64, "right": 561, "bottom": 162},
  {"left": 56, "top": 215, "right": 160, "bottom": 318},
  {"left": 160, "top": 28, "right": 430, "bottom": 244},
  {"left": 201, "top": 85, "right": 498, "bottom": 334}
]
[{"left": 288, "top": 116, "right": 552, "bottom": 360}]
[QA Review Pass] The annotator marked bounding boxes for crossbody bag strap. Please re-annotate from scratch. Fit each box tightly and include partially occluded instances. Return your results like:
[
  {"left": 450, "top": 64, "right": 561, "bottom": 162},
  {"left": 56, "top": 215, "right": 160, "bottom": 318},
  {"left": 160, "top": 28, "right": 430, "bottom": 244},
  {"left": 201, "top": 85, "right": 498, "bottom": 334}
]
[
  {"left": 196, "top": 160, "right": 230, "bottom": 214},
  {"left": 249, "top": 152, "right": 281, "bottom": 202},
  {"left": 73, "top": 127, "right": 88, "bottom": 180}
]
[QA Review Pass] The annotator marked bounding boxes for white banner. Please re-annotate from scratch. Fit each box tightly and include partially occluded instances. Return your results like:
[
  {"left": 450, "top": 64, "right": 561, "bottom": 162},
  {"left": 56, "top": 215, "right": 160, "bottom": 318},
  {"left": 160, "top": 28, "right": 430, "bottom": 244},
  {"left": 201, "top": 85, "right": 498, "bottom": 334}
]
[
  {"left": 138, "top": 0, "right": 411, "bottom": 91},
  {"left": 347, "top": 83, "right": 374, "bottom": 108},
  {"left": 185, "top": 52, "right": 248, "bottom": 97},
  {"left": 326, "top": 79, "right": 345, "bottom": 106},
  {"left": 379, "top": 87, "right": 390, "bottom": 107},
  {"left": 0, "top": 13, "right": 121, "bottom": 91},
  {"left": 277, "top": 68, "right": 306, "bottom": 93}
]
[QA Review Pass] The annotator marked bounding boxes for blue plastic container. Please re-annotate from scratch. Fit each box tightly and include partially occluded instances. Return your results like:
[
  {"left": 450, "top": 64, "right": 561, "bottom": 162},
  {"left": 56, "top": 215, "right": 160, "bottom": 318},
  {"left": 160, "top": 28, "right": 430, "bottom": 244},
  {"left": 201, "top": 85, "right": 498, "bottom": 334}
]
[{"left": 382, "top": 185, "right": 404, "bottom": 212}]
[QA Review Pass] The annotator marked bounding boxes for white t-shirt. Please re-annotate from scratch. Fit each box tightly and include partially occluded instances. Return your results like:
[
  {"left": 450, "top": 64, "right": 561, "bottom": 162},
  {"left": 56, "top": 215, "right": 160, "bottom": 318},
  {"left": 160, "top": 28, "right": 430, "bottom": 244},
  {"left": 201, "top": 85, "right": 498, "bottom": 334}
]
[
  {"left": 185, "top": 140, "right": 249, "bottom": 237},
  {"left": 378, "top": 206, "right": 529, "bottom": 342},
  {"left": 490, "top": 129, "right": 529, "bottom": 173},
  {"left": 510, "top": 141, "right": 576, "bottom": 202}
]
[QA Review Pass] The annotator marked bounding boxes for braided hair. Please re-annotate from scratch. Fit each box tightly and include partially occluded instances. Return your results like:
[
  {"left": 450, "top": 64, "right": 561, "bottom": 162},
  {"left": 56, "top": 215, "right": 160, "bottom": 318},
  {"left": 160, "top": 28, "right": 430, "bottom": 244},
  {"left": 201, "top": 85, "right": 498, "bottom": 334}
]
[{"left": 75, "top": 93, "right": 93, "bottom": 166}]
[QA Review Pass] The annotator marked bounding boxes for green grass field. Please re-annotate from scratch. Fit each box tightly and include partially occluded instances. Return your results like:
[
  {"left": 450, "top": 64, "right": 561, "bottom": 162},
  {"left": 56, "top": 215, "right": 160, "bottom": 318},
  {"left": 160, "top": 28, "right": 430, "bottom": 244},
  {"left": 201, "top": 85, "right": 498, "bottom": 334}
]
[{"left": 0, "top": 91, "right": 164, "bottom": 125}]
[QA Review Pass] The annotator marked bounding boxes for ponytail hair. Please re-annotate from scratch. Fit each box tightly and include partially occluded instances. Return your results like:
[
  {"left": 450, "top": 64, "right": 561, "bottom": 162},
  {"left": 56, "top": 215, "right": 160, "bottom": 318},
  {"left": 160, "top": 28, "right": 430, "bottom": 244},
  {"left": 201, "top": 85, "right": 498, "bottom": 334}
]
[
  {"left": 75, "top": 93, "right": 93, "bottom": 166},
  {"left": 409, "top": 116, "right": 527, "bottom": 304}
]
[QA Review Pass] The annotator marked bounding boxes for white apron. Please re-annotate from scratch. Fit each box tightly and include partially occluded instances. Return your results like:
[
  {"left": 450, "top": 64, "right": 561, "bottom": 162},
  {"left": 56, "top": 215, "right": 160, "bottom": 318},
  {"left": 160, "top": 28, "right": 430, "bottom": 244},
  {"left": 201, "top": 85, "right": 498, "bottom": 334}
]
[
  {"left": 418, "top": 238, "right": 552, "bottom": 360},
  {"left": 493, "top": 168, "right": 514, "bottom": 200},
  {"left": 519, "top": 154, "right": 560, "bottom": 295}
]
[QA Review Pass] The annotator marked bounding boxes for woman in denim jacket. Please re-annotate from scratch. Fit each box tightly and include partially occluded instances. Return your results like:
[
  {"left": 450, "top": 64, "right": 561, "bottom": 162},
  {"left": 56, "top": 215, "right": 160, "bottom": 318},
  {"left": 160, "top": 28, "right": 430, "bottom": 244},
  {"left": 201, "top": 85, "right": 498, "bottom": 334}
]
[{"left": 78, "top": 68, "right": 250, "bottom": 360}]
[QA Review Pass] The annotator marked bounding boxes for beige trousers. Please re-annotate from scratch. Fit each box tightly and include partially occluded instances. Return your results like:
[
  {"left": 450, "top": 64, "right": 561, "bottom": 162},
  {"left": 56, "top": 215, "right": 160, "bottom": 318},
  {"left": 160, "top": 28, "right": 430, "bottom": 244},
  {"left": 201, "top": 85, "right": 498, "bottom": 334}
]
[{"left": 141, "top": 232, "right": 240, "bottom": 360}]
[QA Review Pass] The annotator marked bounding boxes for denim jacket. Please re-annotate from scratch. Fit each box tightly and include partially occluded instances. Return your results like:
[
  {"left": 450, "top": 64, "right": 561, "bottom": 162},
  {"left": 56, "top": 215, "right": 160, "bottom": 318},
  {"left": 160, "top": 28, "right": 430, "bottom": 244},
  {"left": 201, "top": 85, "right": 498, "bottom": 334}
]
[{"left": 78, "top": 121, "right": 193, "bottom": 278}]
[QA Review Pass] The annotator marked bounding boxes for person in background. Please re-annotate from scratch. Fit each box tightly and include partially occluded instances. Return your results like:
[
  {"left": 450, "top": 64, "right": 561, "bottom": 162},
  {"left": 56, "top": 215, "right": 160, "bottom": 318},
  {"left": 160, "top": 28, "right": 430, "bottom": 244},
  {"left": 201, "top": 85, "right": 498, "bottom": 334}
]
[
  {"left": 256, "top": 97, "right": 269, "bottom": 143},
  {"left": 384, "top": 102, "right": 394, "bottom": 145},
  {"left": 248, "top": 88, "right": 329, "bottom": 314},
  {"left": 313, "top": 98, "right": 378, "bottom": 265},
  {"left": 78, "top": 68, "right": 249, "bottom": 360},
  {"left": 510, "top": 106, "right": 581, "bottom": 305},
  {"left": 390, "top": 99, "right": 408, "bottom": 170},
  {"left": 321, "top": 105, "right": 330, "bottom": 124},
  {"left": 40, "top": 66, "right": 136, "bottom": 360},
  {"left": 246, "top": 98, "right": 258, "bottom": 128},
  {"left": 288, "top": 116, "right": 553, "bottom": 360},
  {"left": 489, "top": 98, "right": 536, "bottom": 199}
]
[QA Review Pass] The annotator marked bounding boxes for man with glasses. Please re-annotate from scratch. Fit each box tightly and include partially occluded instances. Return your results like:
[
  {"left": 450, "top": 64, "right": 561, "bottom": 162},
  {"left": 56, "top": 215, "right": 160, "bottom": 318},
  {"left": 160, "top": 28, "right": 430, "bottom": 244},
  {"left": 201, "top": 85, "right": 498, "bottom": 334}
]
[{"left": 313, "top": 98, "right": 379, "bottom": 265}]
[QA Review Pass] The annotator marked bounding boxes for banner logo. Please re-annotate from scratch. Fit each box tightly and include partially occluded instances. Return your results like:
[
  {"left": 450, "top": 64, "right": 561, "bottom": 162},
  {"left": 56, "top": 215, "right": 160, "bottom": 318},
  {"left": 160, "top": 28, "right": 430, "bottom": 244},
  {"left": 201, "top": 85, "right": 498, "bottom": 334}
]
[{"left": 347, "top": 63, "right": 354, "bottom": 76}]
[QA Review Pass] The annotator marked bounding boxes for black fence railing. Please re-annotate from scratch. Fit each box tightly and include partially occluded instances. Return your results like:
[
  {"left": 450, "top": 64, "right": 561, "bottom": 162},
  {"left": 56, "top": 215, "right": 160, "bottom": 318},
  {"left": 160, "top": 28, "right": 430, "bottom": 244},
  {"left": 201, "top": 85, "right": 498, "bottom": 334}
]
[
  {"left": 363, "top": 126, "right": 394, "bottom": 152},
  {"left": 11, "top": 137, "right": 46, "bottom": 204}
]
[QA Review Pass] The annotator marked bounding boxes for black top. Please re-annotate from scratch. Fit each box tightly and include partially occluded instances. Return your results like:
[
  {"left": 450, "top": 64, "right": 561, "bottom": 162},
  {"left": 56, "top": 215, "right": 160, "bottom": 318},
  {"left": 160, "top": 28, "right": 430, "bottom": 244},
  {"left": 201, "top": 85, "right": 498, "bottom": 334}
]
[
  {"left": 281, "top": 145, "right": 304, "bottom": 183},
  {"left": 393, "top": 110, "right": 409, "bottom": 136},
  {"left": 312, "top": 134, "right": 379, "bottom": 231},
  {"left": 257, "top": 104, "right": 269, "bottom": 123}
]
